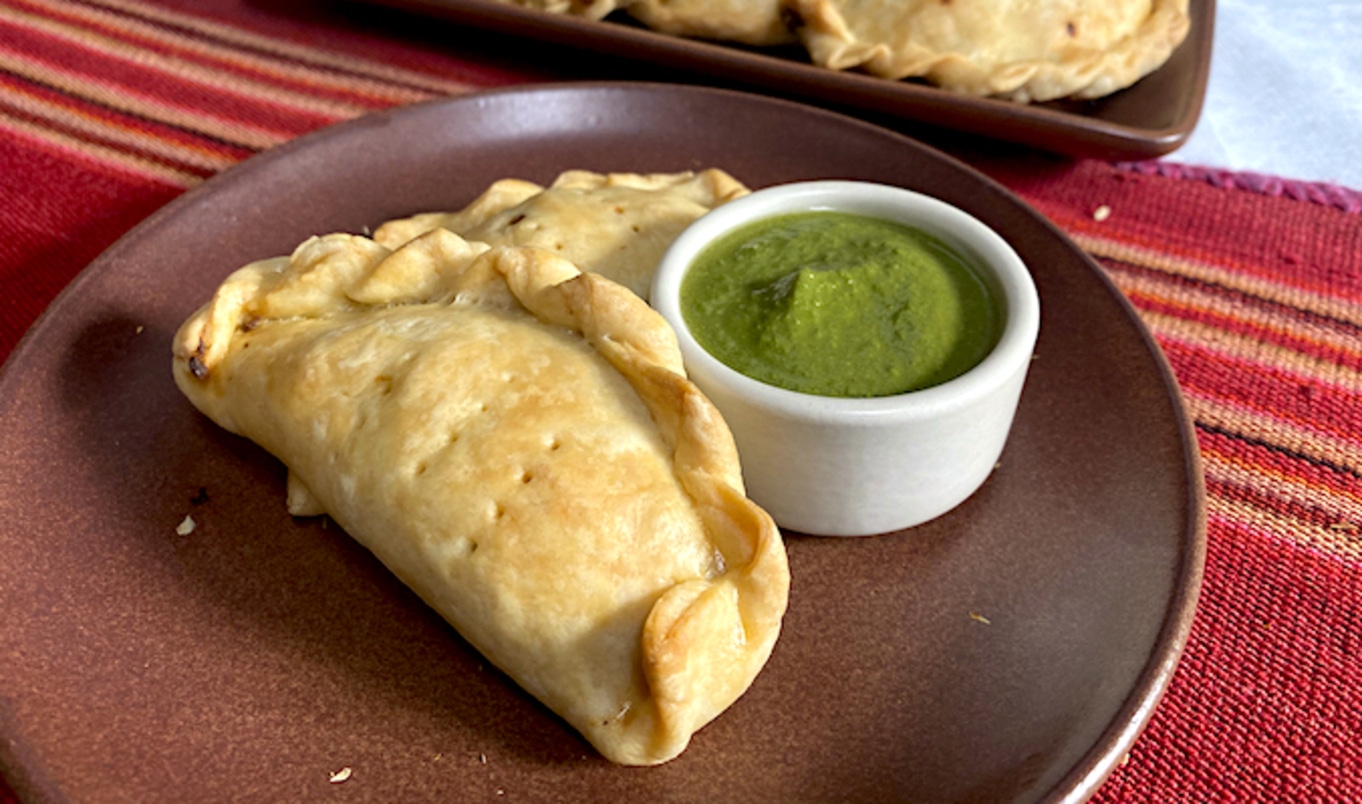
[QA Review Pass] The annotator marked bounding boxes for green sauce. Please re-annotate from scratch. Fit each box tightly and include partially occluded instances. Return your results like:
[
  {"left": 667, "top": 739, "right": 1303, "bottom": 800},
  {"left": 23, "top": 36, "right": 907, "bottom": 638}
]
[{"left": 680, "top": 211, "right": 1001, "bottom": 398}]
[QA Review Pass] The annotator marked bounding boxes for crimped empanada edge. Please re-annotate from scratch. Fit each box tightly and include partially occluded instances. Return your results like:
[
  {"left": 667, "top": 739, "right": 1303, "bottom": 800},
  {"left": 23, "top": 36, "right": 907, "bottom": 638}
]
[{"left": 172, "top": 231, "right": 790, "bottom": 766}]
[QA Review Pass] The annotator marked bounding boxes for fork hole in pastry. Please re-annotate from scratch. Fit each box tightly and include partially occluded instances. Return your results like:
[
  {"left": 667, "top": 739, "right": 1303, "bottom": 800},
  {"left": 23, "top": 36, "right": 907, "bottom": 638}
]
[
  {"left": 519, "top": 469, "right": 534, "bottom": 484},
  {"left": 414, "top": 462, "right": 428, "bottom": 476},
  {"left": 374, "top": 374, "right": 394, "bottom": 395}
]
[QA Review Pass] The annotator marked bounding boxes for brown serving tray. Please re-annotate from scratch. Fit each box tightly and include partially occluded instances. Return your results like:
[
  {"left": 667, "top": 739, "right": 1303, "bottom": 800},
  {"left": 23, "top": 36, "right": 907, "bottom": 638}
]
[{"left": 350, "top": 0, "right": 1215, "bottom": 161}]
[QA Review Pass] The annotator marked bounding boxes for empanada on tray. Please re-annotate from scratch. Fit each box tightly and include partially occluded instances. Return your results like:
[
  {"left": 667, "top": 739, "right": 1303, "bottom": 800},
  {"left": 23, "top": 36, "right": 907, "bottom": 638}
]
[
  {"left": 486, "top": 0, "right": 1189, "bottom": 103},
  {"left": 623, "top": 0, "right": 796, "bottom": 46},
  {"left": 374, "top": 169, "right": 749, "bottom": 301},
  {"left": 492, "top": 0, "right": 621, "bottom": 19},
  {"left": 791, "top": 0, "right": 1192, "bottom": 102},
  {"left": 172, "top": 230, "right": 790, "bottom": 765},
  {"left": 488, "top": 0, "right": 794, "bottom": 44}
]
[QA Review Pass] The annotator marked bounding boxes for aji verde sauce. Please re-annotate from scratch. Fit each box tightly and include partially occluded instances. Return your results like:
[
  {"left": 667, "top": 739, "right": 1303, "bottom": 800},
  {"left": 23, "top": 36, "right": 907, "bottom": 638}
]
[{"left": 680, "top": 211, "right": 1001, "bottom": 398}]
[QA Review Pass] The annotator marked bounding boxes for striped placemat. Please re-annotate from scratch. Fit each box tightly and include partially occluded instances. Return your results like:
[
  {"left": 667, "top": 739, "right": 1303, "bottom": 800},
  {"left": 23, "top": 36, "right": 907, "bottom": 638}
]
[
  {"left": 2, "top": 1, "right": 1359, "bottom": 801},
  {"left": 973, "top": 153, "right": 1362, "bottom": 800}
]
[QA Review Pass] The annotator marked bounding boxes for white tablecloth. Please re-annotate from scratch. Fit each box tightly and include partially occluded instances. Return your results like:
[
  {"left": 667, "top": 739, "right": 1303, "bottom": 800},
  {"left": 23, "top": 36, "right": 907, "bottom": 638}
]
[{"left": 1164, "top": 0, "right": 1362, "bottom": 190}]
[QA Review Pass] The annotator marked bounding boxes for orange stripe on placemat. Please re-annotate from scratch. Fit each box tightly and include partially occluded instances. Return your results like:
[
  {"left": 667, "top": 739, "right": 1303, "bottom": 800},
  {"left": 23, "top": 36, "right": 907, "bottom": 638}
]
[
  {"left": 69, "top": 0, "right": 475, "bottom": 95},
  {"left": 0, "top": 3, "right": 381, "bottom": 122},
  {"left": 1185, "top": 391, "right": 1362, "bottom": 479},
  {"left": 0, "top": 0, "right": 488, "bottom": 186},
  {"left": 1147, "top": 320, "right": 1362, "bottom": 475},
  {"left": 1201, "top": 421, "right": 1362, "bottom": 520},
  {"left": 1102, "top": 261, "right": 1362, "bottom": 371},
  {"left": 1138, "top": 309, "right": 1362, "bottom": 397},
  {"left": 1206, "top": 491, "right": 1362, "bottom": 563},
  {"left": 0, "top": 72, "right": 239, "bottom": 174},
  {"left": 0, "top": 110, "right": 201, "bottom": 186},
  {"left": 0, "top": 46, "right": 290, "bottom": 149},
  {"left": 8, "top": 0, "right": 452, "bottom": 106},
  {"left": 1075, "top": 231, "right": 1362, "bottom": 329}
]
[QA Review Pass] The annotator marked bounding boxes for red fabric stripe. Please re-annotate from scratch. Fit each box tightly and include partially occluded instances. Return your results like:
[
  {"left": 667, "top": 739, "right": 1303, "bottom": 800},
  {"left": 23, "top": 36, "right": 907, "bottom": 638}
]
[
  {"left": 1198, "top": 426, "right": 1362, "bottom": 500},
  {"left": 1124, "top": 287, "right": 1362, "bottom": 371},
  {"left": 1202, "top": 476, "right": 1361, "bottom": 549},
  {"left": 0, "top": 119, "right": 216, "bottom": 186},
  {"left": 0, "top": 126, "right": 180, "bottom": 363},
  {"left": 10, "top": 0, "right": 431, "bottom": 109},
  {"left": 1093, "top": 514, "right": 1362, "bottom": 803},
  {"left": 126, "top": 0, "right": 554, "bottom": 89},
  {"left": 0, "top": 97, "right": 219, "bottom": 179},
  {"left": 974, "top": 156, "right": 1362, "bottom": 301},
  {"left": 1105, "top": 258, "right": 1362, "bottom": 369},
  {"left": 0, "top": 15, "right": 339, "bottom": 136},
  {"left": 1203, "top": 462, "right": 1361, "bottom": 536},
  {"left": 1158, "top": 339, "right": 1362, "bottom": 451},
  {"left": 0, "top": 68, "right": 256, "bottom": 161}
]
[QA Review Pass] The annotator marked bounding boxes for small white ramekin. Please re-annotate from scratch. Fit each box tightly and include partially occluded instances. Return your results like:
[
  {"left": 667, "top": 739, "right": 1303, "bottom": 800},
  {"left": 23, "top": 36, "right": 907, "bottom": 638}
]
[{"left": 652, "top": 180, "right": 1041, "bottom": 536}]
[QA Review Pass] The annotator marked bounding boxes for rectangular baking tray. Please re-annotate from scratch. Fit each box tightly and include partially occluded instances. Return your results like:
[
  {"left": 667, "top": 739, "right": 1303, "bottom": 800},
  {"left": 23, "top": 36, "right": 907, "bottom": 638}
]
[{"left": 348, "top": 0, "right": 1215, "bottom": 161}]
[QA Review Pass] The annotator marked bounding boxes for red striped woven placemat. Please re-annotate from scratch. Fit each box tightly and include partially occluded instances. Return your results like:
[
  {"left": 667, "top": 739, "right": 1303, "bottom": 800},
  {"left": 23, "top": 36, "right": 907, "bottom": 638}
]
[
  {"left": 969, "top": 152, "right": 1362, "bottom": 801},
  {"left": 2, "top": 1, "right": 1359, "bottom": 801}
]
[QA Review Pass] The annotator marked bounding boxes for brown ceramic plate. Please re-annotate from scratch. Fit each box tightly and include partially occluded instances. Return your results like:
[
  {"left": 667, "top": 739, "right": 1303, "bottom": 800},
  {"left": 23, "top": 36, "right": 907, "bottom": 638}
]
[
  {"left": 347, "top": 0, "right": 1214, "bottom": 161},
  {"left": 0, "top": 84, "right": 1204, "bottom": 803}
]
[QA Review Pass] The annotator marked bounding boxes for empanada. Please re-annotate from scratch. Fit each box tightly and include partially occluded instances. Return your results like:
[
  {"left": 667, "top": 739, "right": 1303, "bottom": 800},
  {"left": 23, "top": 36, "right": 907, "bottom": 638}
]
[
  {"left": 487, "top": 0, "right": 622, "bottom": 20},
  {"left": 171, "top": 231, "right": 789, "bottom": 765},
  {"left": 624, "top": 0, "right": 797, "bottom": 46},
  {"left": 373, "top": 169, "right": 749, "bottom": 301},
  {"left": 789, "top": 0, "right": 1191, "bottom": 102},
  {"left": 485, "top": 0, "right": 793, "bottom": 44}
]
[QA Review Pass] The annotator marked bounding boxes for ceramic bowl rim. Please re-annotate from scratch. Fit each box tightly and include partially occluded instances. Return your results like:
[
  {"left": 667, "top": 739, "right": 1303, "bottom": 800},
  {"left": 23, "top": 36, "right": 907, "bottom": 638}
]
[{"left": 651, "top": 180, "right": 1041, "bottom": 425}]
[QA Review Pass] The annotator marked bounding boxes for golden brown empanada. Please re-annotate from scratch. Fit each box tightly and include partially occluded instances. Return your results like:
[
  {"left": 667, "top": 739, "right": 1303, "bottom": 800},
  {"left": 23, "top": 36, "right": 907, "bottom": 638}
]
[
  {"left": 789, "top": 0, "right": 1191, "bottom": 102},
  {"left": 624, "top": 0, "right": 796, "bottom": 46},
  {"left": 485, "top": 0, "right": 793, "bottom": 44},
  {"left": 172, "top": 231, "right": 789, "bottom": 766},
  {"left": 373, "top": 169, "right": 749, "bottom": 301},
  {"left": 487, "top": 0, "right": 622, "bottom": 20}
]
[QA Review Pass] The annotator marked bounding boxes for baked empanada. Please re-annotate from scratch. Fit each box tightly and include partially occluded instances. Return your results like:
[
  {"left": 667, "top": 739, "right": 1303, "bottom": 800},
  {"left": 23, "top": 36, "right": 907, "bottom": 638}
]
[
  {"left": 487, "top": 0, "right": 622, "bottom": 20},
  {"left": 624, "top": 0, "right": 796, "bottom": 46},
  {"left": 485, "top": 0, "right": 793, "bottom": 44},
  {"left": 171, "top": 231, "right": 789, "bottom": 765},
  {"left": 373, "top": 169, "right": 749, "bottom": 301},
  {"left": 790, "top": 0, "right": 1191, "bottom": 102}
]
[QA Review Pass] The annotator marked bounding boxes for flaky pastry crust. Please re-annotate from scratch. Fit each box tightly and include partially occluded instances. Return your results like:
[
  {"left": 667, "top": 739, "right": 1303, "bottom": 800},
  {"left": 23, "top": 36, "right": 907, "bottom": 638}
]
[
  {"left": 624, "top": 0, "right": 796, "bottom": 46},
  {"left": 171, "top": 230, "right": 789, "bottom": 765},
  {"left": 373, "top": 169, "right": 749, "bottom": 301},
  {"left": 487, "top": 0, "right": 622, "bottom": 19},
  {"left": 488, "top": 0, "right": 794, "bottom": 43},
  {"left": 790, "top": 0, "right": 1191, "bottom": 103}
]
